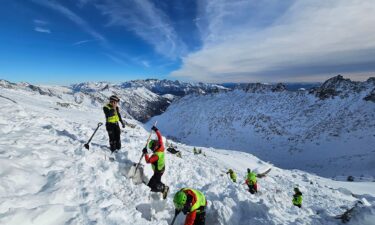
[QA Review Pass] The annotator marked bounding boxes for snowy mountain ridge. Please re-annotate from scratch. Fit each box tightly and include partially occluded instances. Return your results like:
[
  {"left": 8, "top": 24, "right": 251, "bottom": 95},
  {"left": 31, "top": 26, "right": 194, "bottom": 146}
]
[
  {"left": 150, "top": 75, "right": 375, "bottom": 179},
  {"left": 1, "top": 79, "right": 229, "bottom": 122},
  {"left": 1, "top": 81, "right": 375, "bottom": 225}
]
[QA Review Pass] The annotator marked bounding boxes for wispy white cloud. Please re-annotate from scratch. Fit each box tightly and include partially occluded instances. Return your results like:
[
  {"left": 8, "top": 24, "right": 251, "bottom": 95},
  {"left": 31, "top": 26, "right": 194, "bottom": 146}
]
[
  {"left": 103, "top": 53, "right": 127, "bottom": 65},
  {"left": 31, "top": 0, "right": 107, "bottom": 46},
  {"left": 31, "top": 0, "right": 149, "bottom": 67},
  {"left": 141, "top": 60, "right": 150, "bottom": 68},
  {"left": 96, "top": 0, "right": 187, "bottom": 59},
  {"left": 34, "top": 26, "right": 51, "bottom": 34},
  {"left": 33, "top": 19, "right": 48, "bottom": 25},
  {"left": 72, "top": 39, "right": 97, "bottom": 46},
  {"left": 172, "top": 0, "right": 375, "bottom": 82},
  {"left": 77, "top": 0, "right": 91, "bottom": 8}
]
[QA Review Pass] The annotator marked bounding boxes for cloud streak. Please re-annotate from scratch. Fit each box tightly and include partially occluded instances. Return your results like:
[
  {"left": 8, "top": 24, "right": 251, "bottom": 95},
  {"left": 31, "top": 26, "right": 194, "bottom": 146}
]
[
  {"left": 171, "top": 0, "right": 375, "bottom": 82},
  {"left": 72, "top": 39, "right": 97, "bottom": 46},
  {"left": 96, "top": 0, "right": 188, "bottom": 59},
  {"left": 34, "top": 26, "right": 51, "bottom": 33},
  {"left": 31, "top": 0, "right": 107, "bottom": 46}
]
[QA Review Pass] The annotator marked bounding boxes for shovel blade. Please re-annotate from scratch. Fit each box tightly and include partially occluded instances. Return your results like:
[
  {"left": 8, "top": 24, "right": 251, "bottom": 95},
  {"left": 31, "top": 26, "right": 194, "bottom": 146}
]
[
  {"left": 84, "top": 143, "right": 90, "bottom": 150},
  {"left": 128, "top": 163, "right": 146, "bottom": 184}
]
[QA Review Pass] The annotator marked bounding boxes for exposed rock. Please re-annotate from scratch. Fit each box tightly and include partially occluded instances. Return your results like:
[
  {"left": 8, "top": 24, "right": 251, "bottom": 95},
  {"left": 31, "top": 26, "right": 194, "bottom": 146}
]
[
  {"left": 314, "top": 75, "right": 368, "bottom": 100},
  {"left": 363, "top": 88, "right": 375, "bottom": 102}
]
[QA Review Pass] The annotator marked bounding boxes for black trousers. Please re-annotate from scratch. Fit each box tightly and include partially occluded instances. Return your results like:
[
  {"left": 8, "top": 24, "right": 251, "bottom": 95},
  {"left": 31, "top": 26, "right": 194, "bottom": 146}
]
[
  {"left": 106, "top": 122, "right": 121, "bottom": 151},
  {"left": 147, "top": 171, "right": 165, "bottom": 192},
  {"left": 194, "top": 210, "right": 206, "bottom": 225}
]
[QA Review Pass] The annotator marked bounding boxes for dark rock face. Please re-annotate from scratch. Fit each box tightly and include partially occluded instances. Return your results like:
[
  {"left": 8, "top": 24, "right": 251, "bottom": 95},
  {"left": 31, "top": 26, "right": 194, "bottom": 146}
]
[
  {"left": 313, "top": 75, "right": 373, "bottom": 100},
  {"left": 235, "top": 82, "right": 287, "bottom": 93},
  {"left": 27, "top": 85, "right": 55, "bottom": 97},
  {"left": 0, "top": 80, "right": 16, "bottom": 88},
  {"left": 272, "top": 83, "right": 286, "bottom": 92},
  {"left": 118, "top": 79, "right": 228, "bottom": 96},
  {"left": 363, "top": 88, "right": 375, "bottom": 103},
  {"left": 122, "top": 96, "right": 170, "bottom": 122}
]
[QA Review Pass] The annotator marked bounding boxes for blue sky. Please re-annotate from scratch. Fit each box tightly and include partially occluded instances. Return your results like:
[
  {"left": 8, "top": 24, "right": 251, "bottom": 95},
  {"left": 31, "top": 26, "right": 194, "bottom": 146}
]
[{"left": 0, "top": 0, "right": 375, "bottom": 84}]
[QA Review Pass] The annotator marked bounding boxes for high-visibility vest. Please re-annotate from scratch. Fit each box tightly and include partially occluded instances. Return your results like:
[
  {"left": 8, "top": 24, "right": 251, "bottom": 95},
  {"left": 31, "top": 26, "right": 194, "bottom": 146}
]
[
  {"left": 183, "top": 188, "right": 206, "bottom": 212},
  {"left": 104, "top": 104, "right": 119, "bottom": 123},
  {"left": 293, "top": 194, "right": 303, "bottom": 206},
  {"left": 247, "top": 172, "right": 257, "bottom": 185},
  {"left": 151, "top": 151, "right": 165, "bottom": 172},
  {"left": 230, "top": 172, "right": 237, "bottom": 182}
]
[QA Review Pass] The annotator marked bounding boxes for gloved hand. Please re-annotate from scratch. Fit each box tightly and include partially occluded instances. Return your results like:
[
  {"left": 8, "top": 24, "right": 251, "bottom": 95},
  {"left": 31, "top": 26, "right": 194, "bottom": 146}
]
[
  {"left": 142, "top": 147, "right": 148, "bottom": 154},
  {"left": 121, "top": 122, "right": 125, "bottom": 128},
  {"left": 151, "top": 125, "right": 158, "bottom": 132}
]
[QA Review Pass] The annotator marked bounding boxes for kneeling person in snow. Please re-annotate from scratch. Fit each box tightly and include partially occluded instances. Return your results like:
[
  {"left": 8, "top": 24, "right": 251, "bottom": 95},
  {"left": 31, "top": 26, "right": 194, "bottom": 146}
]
[
  {"left": 292, "top": 187, "right": 303, "bottom": 208},
  {"left": 226, "top": 169, "right": 237, "bottom": 183},
  {"left": 143, "top": 126, "right": 169, "bottom": 199},
  {"left": 173, "top": 188, "right": 207, "bottom": 225},
  {"left": 103, "top": 95, "right": 125, "bottom": 152},
  {"left": 245, "top": 168, "right": 258, "bottom": 194}
]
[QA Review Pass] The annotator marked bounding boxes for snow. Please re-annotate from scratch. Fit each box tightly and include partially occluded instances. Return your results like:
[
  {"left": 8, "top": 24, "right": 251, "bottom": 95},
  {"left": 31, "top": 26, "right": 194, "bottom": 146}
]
[
  {"left": 150, "top": 84, "right": 375, "bottom": 179},
  {"left": 1, "top": 86, "right": 375, "bottom": 225}
]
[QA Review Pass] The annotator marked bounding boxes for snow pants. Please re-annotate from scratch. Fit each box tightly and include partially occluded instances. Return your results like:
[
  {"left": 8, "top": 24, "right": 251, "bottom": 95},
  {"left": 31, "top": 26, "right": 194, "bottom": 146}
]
[
  {"left": 194, "top": 209, "right": 206, "bottom": 225},
  {"left": 106, "top": 122, "right": 121, "bottom": 151},
  {"left": 148, "top": 171, "right": 165, "bottom": 192},
  {"left": 248, "top": 183, "right": 258, "bottom": 194}
]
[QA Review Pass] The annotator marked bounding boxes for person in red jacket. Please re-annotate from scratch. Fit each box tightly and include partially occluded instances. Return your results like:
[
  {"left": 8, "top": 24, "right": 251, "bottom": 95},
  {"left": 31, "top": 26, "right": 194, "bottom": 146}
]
[
  {"left": 142, "top": 126, "right": 169, "bottom": 199},
  {"left": 173, "top": 188, "right": 207, "bottom": 225}
]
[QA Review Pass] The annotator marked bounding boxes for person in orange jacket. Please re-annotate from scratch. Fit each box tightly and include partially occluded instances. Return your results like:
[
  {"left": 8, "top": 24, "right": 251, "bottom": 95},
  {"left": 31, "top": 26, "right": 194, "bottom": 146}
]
[{"left": 142, "top": 125, "right": 169, "bottom": 199}]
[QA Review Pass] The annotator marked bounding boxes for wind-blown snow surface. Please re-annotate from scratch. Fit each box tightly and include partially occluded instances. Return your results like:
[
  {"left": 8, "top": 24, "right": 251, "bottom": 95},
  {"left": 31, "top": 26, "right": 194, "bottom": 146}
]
[
  {"left": 1, "top": 86, "right": 375, "bottom": 225},
  {"left": 150, "top": 77, "right": 375, "bottom": 179}
]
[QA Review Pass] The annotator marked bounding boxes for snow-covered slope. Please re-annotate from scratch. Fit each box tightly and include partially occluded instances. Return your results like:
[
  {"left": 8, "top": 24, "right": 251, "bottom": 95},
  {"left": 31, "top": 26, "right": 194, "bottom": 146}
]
[
  {"left": 1, "top": 79, "right": 375, "bottom": 225},
  {"left": 150, "top": 76, "right": 375, "bottom": 178},
  {"left": 0, "top": 79, "right": 170, "bottom": 122}
]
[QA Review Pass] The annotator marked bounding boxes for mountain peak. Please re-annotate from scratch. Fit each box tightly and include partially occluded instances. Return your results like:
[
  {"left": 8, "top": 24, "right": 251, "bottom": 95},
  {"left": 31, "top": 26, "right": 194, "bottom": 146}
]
[{"left": 313, "top": 75, "right": 372, "bottom": 100}]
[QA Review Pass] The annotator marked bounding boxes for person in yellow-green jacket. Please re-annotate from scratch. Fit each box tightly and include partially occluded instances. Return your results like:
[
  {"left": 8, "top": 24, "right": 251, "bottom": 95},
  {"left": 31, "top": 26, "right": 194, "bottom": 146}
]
[
  {"left": 292, "top": 187, "right": 303, "bottom": 208},
  {"left": 173, "top": 188, "right": 207, "bottom": 225},
  {"left": 226, "top": 169, "right": 237, "bottom": 183},
  {"left": 103, "top": 95, "right": 125, "bottom": 152},
  {"left": 245, "top": 168, "right": 258, "bottom": 194}
]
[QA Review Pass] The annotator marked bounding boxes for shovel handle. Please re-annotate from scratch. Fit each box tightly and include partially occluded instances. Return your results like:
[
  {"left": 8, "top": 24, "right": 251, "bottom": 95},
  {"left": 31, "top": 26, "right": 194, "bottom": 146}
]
[{"left": 131, "top": 121, "right": 158, "bottom": 178}]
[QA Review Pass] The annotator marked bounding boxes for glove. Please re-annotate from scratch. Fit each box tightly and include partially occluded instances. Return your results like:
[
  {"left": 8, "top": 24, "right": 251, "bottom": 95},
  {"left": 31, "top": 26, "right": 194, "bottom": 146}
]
[
  {"left": 151, "top": 126, "right": 158, "bottom": 132},
  {"left": 142, "top": 147, "right": 148, "bottom": 154},
  {"left": 121, "top": 122, "right": 125, "bottom": 128}
]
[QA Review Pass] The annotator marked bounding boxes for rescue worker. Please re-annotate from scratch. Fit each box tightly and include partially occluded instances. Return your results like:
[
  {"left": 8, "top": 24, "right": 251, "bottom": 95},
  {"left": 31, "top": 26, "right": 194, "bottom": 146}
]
[
  {"left": 173, "top": 188, "right": 207, "bottom": 225},
  {"left": 245, "top": 168, "right": 258, "bottom": 194},
  {"left": 142, "top": 125, "right": 169, "bottom": 199},
  {"left": 292, "top": 187, "right": 303, "bottom": 208},
  {"left": 103, "top": 95, "right": 125, "bottom": 152},
  {"left": 226, "top": 169, "right": 237, "bottom": 183}
]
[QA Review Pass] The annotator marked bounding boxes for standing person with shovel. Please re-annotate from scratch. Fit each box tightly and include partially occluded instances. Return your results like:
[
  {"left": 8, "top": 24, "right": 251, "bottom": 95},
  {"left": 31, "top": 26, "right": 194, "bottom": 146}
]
[
  {"left": 103, "top": 95, "right": 125, "bottom": 153},
  {"left": 142, "top": 125, "right": 169, "bottom": 199}
]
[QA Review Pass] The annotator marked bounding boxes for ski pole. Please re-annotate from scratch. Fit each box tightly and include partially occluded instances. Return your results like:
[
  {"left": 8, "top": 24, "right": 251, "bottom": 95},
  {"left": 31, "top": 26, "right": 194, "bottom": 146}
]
[
  {"left": 84, "top": 122, "right": 103, "bottom": 150},
  {"left": 132, "top": 121, "right": 157, "bottom": 178}
]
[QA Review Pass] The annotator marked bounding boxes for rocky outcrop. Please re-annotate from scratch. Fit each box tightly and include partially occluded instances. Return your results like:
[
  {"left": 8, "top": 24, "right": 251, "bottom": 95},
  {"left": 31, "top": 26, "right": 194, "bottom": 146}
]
[
  {"left": 313, "top": 75, "right": 373, "bottom": 100},
  {"left": 363, "top": 88, "right": 375, "bottom": 102},
  {"left": 118, "top": 79, "right": 228, "bottom": 96}
]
